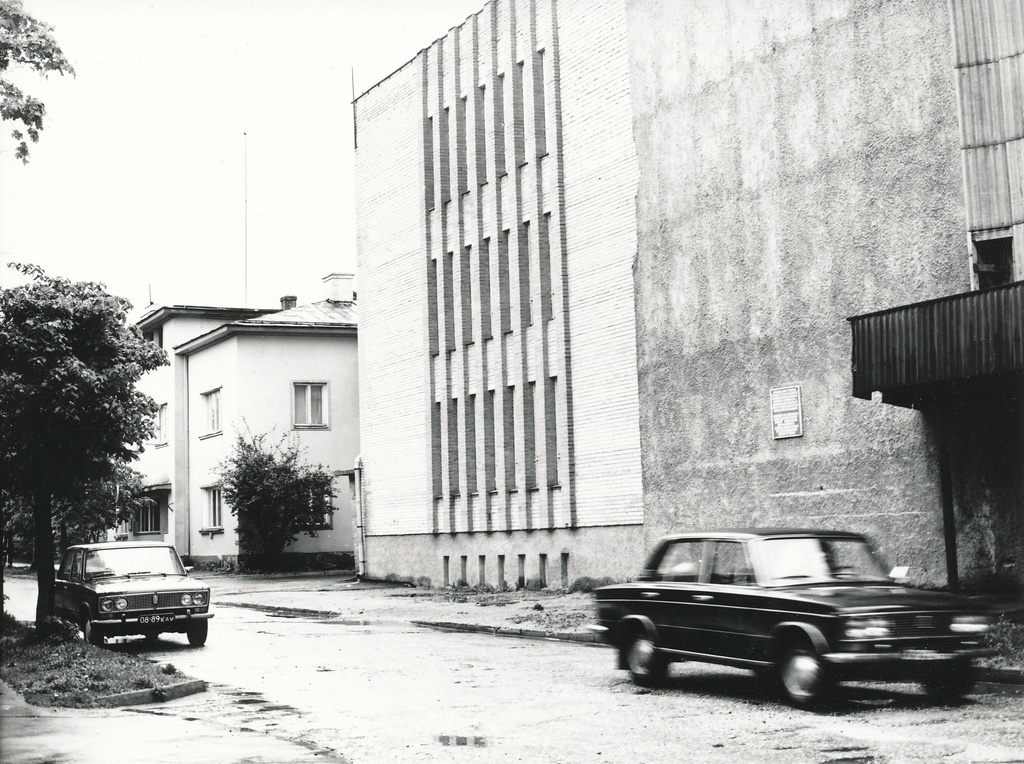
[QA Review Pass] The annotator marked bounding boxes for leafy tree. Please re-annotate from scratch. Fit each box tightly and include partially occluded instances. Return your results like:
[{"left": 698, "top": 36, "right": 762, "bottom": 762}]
[
  {"left": 0, "top": 264, "right": 167, "bottom": 626},
  {"left": 1, "top": 0, "right": 73, "bottom": 162},
  {"left": 220, "top": 432, "right": 336, "bottom": 572}
]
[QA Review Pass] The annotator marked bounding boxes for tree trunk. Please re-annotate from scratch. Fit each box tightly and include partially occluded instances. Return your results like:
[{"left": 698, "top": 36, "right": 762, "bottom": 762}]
[{"left": 33, "top": 490, "right": 56, "bottom": 627}]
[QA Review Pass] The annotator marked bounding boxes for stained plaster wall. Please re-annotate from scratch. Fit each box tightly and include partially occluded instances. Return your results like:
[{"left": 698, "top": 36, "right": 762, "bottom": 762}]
[{"left": 626, "top": 0, "right": 970, "bottom": 586}]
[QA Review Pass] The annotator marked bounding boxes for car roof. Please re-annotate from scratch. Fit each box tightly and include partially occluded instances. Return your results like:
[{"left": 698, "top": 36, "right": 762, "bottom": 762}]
[
  {"left": 64, "top": 541, "right": 176, "bottom": 552},
  {"left": 657, "top": 528, "right": 866, "bottom": 542}
]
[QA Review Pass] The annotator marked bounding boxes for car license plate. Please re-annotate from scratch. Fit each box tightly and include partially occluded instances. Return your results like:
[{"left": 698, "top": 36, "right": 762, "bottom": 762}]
[{"left": 139, "top": 614, "right": 174, "bottom": 624}]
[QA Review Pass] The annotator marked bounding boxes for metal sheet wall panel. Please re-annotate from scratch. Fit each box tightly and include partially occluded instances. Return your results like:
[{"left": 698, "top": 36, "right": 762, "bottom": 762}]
[
  {"left": 964, "top": 144, "right": 1014, "bottom": 229},
  {"left": 850, "top": 281, "right": 1024, "bottom": 397},
  {"left": 950, "top": 0, "right": 1024, "bottom": 66},
  {"left": 957, "top": 55, "right": 1024, "bottom": 146}
]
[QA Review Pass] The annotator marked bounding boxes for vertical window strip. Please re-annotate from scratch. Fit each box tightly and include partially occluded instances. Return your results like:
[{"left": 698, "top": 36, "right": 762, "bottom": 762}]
[
  {"left": 461, "top": 245, "right": 473, "bottom": 345},
  {"left": 479, "top": 238, "right": 493, "bottom": 340},
  {"left": 466, "top": 394, "right": 477, "bottom": 493},
  {"left": 457, "top": 95, "right": 468, "bottom": 196},
  {"left": 432, "top": 401, "right": 443, "bottom": 497},
  {"left": 494, "top": 74, "right": 506, "bottom": 177},
  {"left": 440, "top": 106, "right": 451, "bottom": 203},
  {"left": 545, "top": 376, "right": 558, "bottom": 486},
  {"left": 539, "top": 213, "right": 552, "bottom": 321},
  {"left": 484, "top": 389, "right": 496, "bottom": 492},
  {"left": 424, "top": 115, "right": 435, "bottom": 211},
  {"left": 513, "top": 61, "right": 526, "bottom": 167},
  {"left": 534, "top": 50, "right": 547, "bottom": 157},
  {"left": 519, "top": 221, "right": 532, "bottom": 327},
  {"left": 504, "top": 386, "right": 516, "bottom": 489},
  {"left": 448, "top": 399, "right": 460, "bottom": 493},
  {"left": 428, "top": 257, "right": 440, "bottom": 356},
  {"left": 443, "top": 252, "right": 455, "bottom": 351},
  {"left": 499, "top": 230, "right": 512, "bottom": 333},
  {"left": 524, "top": 381, "right": 536, "bottom": 489},
  {"left": 476, "top": 85, "right": 487, "bottom": 185}
]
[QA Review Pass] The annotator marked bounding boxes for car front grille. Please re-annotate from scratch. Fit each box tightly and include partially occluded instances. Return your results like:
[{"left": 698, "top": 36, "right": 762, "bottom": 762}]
[
  {"left": 123, "top": 592, "right": 188, "bottom": 611},
  {"left": 889, "top": 612, "right": 952, "bottom": 638}
]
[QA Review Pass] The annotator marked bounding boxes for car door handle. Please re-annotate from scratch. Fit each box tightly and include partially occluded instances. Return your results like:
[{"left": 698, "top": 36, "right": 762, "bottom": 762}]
[
  {"left": 640, "top": 592, "right": 660, "bottom": 599},
  {"left": 692, "top": 594, "right": 714, "bottom": 601}
]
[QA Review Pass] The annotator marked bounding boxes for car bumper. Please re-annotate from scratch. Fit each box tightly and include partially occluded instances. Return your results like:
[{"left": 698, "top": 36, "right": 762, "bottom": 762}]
[
  {"left": 824, "top": 646, "right": 994, "bottom": 680},
  {"left": 92, "top": 612, "right": 213, "bottom": 635}
]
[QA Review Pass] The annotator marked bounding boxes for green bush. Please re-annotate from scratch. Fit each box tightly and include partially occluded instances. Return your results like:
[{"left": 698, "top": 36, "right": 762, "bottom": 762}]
[{"left": 568, "top": 576, "right": 619, "bottom": 593}]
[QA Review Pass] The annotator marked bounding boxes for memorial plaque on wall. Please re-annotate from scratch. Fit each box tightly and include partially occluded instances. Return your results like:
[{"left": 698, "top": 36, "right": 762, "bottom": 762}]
[{"left": 770, "top": 385, "right": 803, "bottom": 439}]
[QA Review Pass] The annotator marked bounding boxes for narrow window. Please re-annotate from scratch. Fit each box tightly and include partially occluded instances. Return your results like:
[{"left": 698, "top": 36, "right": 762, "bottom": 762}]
[
  {"left": 519, "top": 222, "right": 532, "bottom": 327},
  {"left": 443, "top": 556, "right": 451, "bottom": 587},
  {"left": 439, "top": 106, "right": 451, "bottom": 203},
  {"left": 293, "top": 383, "right": 327, "bottom": 428},
  {"left": 479, "top": 238, "right": 492, "bottom": 340},
  {"left": 201, "top": 389, "right": 221, "bottom": 434},
  {"left": 460, "top": 555, "right": 468, "bottom": 586},
  {"left": 545, "top": 376, "right": 558, "bottom": 486},
  {"left": 504, "top": 386, "right": 516, "bottom": 489},
  {"left": 448, "top": 399, "right": 460, "bottom": 493},
  {"left": 538, "top": 553, "right": 547, "bottom": 588},
  {"left": 540, "top": 213, "right": 553, "bottom": 321},
  {"left": 499, "top": 230, "right": 512, "bottom": 333},
  {"left": 205, "top": 487, "right": 223, "bottom": 529},
  {"left": 513, "top": 61, "right": 525, "bottom": 167},
  {"left": 424, "top": 115, "right": 435, "bottom": 211},
  {"left": 428, "top": 257, "right": 440, "bottom": 356},
  {"left": 461, "top": 245, "right": 473, "bottom": 345},
  {"left": 524, "top": 381, "right": 536, "bottom": 489},
  {"left": 517, "top": 553, "right": 526, "bottom": 589},
  {"left": 534, "top": 50, "right": 547, "bottom": 157},
  {"left": 497, "top": 554, "right": 506, "bottom": 589},
  {"left": 432, "top": 401, "right": 443, "bottom": 497},
  {"left": 476, "top": 85, "right": 487, "bottom": 185},
  {"left": 478, "top": 554, "right": 486, "bottom": 586},
  {"left": 560, "top": 552, "right": 569, "bottom": 589},
  {"left": 457, "top": 96, "right": 468, "bottom": 196},
  {"left": 153, "top": 403, "right": 168, "bottom": 444},
  {"left": 484, "top": 390, "right": 496, "bottom": 492},
  {"left": 466, "top": 394, "right": 478, "bottom": 493},
  {"left": 443, "top": 252, "right": 455, "bottom": 350},
  {"left": 494, "top": 74, "right": 506, "bottom": 176}
]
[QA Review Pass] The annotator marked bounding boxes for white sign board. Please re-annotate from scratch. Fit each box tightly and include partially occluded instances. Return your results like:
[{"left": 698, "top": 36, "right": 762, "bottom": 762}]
[{"left": 770, "top": 385, "right": 803, "bottom": 439}]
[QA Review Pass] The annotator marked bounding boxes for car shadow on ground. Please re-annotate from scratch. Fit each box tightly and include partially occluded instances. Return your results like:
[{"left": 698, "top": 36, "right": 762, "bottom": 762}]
[{"left": 633, "top": 664, "right": 978, "bottom": 714}]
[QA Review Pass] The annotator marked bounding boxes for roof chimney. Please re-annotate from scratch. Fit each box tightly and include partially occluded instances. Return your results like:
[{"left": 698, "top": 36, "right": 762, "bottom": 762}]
[
  {"left": 323, "top": 272, "right": 355, "bottom": 302},
  {"left": 280, "top": 295, "right": 297, "bottom": 310}
]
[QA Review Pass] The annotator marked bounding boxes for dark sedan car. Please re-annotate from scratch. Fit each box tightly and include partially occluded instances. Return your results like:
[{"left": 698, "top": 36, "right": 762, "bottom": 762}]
[
  {"left": 592, "top": 529, "right": 992, "bottom": 708},
  {"left": 55, "top": 541, "right": 213, "bottom": 647}
]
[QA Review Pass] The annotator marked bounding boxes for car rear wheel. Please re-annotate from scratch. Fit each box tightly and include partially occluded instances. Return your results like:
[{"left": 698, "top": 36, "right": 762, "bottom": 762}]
[
  {"left": 82, "top": 614, "right": 104, "bottom": 647},
  {"left": 778, "top": 645, "right": 830, "bottom": 708},
  {"left": 922, "top": 660, "right": 976, "bottom": 703},
  {"left": 187, "top": 620, "right": 208, "bottom": 647},
  {"left": 624, "top": 630, "right": 666, "bottom": 688}
]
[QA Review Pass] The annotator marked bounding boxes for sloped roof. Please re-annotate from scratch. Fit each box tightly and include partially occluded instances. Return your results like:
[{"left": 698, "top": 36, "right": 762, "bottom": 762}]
[{"left": 245, "top": 299, "right": 357, "bottom": 326}]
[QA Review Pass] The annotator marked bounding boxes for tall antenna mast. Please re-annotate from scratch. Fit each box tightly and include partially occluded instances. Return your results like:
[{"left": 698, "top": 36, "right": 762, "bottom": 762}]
[{"left": 243, "top": 131, "right": 249, "bottom": 306}]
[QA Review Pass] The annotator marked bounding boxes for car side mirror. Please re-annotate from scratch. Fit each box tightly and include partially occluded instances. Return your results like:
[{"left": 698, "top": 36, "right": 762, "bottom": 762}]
[
  {"left": 184, "top": 566, "right": 194, "bottom": 575},
  {"left": 890, "top": 566, "right": 909, "bottom": 584}
]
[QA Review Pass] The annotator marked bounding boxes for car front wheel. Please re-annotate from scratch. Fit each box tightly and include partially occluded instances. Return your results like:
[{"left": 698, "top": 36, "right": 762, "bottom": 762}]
[
  {"left": 778, "top": 645, "right": 830, "bottom": 708},
  {"left": 82, "top": 614, "right": 104, "bottom": 647},
  {"left": 624, "top": 630, "right": 666, "bottom": 688},
  {"left": 187, "top": 620, "right": 208, "bottom": 647}
]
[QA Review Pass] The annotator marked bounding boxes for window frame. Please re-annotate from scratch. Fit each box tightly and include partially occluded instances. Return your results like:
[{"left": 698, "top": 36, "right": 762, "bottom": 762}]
[
  {"left": 201, "top": 387, "right": 222, "bottom": 436},
  {"left": 202, "top": 486, "right": 223, "bottom": 531},
  {"left": 292, "top": 381, "right": 329, "bottom": 429},
  {"left": 153, "top": 402, "right": 168, "bottom": 445},
  {"left": 134, "top": 496, "right": 161, "bottom": 535}
]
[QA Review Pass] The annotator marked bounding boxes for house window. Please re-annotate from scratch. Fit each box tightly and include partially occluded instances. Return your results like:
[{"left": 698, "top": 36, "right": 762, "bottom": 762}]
[
  {"left": 304, "top": 491, "right": 334, "bottom": 530},
  {"left": 135, "top": 496, "right": 160, "bottom": 534},
  {"left": 153, "top": 403, "right": 168, "bottom": 444},
  {"left": 202, "top": 388, "right": 221, "bottom": 434},
  {"left": 293, "top": 383, "right": 327, "bottom": 427},
  {"left": 974, "top": 235, "right": 1014, "bottom": 290},
  {"left": 205, "top": 487, "right": 223, "bottom": 529}
]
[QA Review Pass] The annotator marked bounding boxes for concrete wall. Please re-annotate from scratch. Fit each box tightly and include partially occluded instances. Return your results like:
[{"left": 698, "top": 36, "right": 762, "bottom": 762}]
[{"left": 626, "top": 0, "right": 969, "bottom": 586}]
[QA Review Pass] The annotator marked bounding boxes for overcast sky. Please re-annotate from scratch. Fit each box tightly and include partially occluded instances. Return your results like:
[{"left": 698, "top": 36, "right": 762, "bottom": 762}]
[{"left": 0, "top": 0, "right": 484, "bottom": 317}]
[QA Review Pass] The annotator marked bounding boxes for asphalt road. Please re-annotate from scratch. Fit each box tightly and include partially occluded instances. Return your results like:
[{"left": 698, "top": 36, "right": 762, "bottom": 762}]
[{"left": 5, "top": 576, "right": 1024, "bottom": 763}]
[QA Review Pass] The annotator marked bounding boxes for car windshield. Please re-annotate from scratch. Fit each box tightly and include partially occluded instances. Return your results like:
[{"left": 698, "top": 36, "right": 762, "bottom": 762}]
[
  {"left": 761, "top": 537, "right": 890, "bottom": 585},
  {"left": 84, "top": 546, "right": 184, "bottom": 580}
]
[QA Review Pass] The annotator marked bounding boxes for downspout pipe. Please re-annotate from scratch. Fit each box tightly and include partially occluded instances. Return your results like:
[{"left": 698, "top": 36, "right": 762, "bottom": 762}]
[{"left": 351, "top": 455, "right": 366, "bottom": 579}]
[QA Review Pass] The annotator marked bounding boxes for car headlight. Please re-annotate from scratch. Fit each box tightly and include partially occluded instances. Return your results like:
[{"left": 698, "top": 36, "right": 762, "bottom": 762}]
[
  {"left": 192, "top": 593, "right": 206, "bottom": 606},
  {"left": 100, "top": 598, "right": 114, "bottom": 613},
  {"left": 115, "top": 598, "right": 128, "bottom": 611},
  {"left": 951, "top": 614, "right": 990, "bottom": 634},
  {"left": 844, "top": 617, "right": 891, "bottom": 640},
  {"left": 181, "top": 593, "right": 193, "bottom": 606}
]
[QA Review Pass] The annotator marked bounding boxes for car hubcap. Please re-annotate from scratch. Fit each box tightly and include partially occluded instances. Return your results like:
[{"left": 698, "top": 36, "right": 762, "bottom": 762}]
[
  {"left": 784, "top": 653, "right": 820, "bottom": 699},
  {"left": 629, "top": 638, "right": 655, "bottom": 675}
]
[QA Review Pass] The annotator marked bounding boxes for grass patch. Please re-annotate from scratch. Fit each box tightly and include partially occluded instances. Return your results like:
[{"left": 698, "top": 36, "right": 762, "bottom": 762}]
[
  {"left": 0, "top": 612, "right": 196, "bottom": 708},
  {"left": 982, "top": 615, "right": 1024, "bottom": 670}
]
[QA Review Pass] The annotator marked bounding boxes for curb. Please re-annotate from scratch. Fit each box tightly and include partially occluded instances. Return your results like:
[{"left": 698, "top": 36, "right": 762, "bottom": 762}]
[
  {"left": 94, "top": 679, "right": 208, "bottom": 708},
  {"left": 411, "top": 620, "right": 602, "bottom": 644},
  {"left": 980, "top": 667, "right": 1024, "bottom": 686}
]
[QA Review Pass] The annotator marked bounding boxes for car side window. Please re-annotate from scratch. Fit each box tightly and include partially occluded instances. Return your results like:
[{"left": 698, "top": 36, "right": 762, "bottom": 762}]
[
  {"left": 70, "top": 549, "right": 84, "bottom": 582},
  {"left": 656, "top": 540, "right": 703, "bottom": 582},
  {"left": 709, "top": 541, "right": 755, "bottom": 585}
]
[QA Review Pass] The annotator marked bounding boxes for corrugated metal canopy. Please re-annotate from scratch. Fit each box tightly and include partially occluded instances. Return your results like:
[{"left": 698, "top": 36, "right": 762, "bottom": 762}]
[{"left": 848, "top": 281, "right": 1024, "bottom": 409}]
